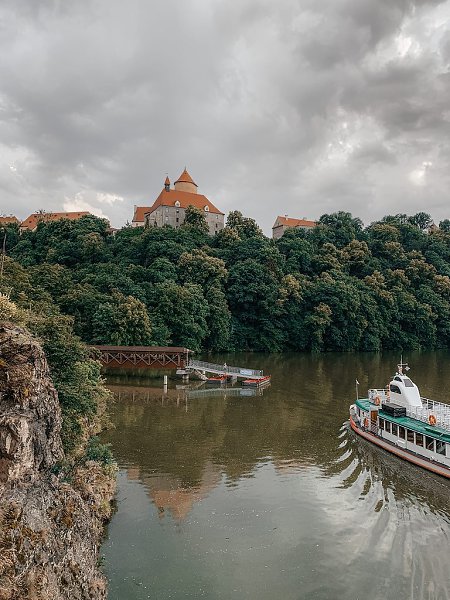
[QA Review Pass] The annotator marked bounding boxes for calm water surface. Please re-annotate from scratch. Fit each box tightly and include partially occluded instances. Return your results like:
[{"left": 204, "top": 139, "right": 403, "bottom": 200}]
[{"left": 101, "top": 352, "right": 450, "bottom": 600}]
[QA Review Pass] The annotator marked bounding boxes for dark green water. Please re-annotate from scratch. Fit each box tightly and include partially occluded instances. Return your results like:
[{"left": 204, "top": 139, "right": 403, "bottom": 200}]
[{"left": 101, "top": 352, "right": 450, "bottom": 600}]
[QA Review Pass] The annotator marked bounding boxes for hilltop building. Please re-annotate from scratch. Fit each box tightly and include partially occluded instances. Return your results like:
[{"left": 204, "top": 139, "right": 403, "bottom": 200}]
[
  {"left": 20, "top": 211, "right": 91, "bottom": 232},
  {"left": 132, "top": 169, "right": 225, "bottom": 235},
  {"left": 272, "top": 215, "right": 316, "bottom": 239},
  {"left": 0, "top": 216, "right": 20, "bottom": 226},
  {"left": 131, "top": 207, "right": 148, "bottom": 227}
]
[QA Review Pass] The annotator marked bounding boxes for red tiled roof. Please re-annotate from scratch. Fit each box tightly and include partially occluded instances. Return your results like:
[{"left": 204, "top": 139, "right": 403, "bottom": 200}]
[
  {"left": 20, "top": 212, "right": 90, "bottom": 230},
  {"left": 0, "top": 216, "right": 19, "bottom": 225},
  {"left": 273, "top": 215, "right": 316, "bottom": 229},
  {"left": 174, "top": 168, "right": 197, "bottom": 187},
  {"left": 147, "top": 189, "right": 223, "bottom": 215},
  {"left": 132, "top": 206, "right": 150, "bottom": 223}
]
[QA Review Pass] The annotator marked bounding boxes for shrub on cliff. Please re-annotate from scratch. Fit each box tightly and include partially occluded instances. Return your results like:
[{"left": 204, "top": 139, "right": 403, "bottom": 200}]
[{"left": 1, "top": 259, "right": 111, "bottom": 456}]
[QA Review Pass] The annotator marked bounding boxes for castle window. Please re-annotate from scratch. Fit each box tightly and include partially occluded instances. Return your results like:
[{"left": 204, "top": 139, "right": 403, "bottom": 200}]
[
  {"left": 175, "top": 201, "right": 181, "bottom": 208},
  {"left": 204, "top": 206, "right": 209, "bottom": 212}
]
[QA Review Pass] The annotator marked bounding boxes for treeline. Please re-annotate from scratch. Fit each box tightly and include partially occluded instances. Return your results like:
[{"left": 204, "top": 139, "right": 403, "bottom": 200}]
[{"left": 2, "top": 208, "right": 450, "bottom": 353}]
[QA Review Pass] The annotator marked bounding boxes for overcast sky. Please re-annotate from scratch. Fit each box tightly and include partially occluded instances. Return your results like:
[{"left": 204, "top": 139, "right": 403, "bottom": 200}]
[{"left": 0, "top": 0, "right": 449, "bottom": 234}]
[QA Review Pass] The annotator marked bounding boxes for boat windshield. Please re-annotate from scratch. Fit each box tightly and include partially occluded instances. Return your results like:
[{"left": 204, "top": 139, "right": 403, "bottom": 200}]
[{"left": 403, "top": 378, "right": 414, "bottom": 387}]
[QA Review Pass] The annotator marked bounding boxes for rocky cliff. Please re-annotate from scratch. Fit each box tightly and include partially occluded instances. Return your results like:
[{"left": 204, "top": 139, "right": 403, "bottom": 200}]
[{"left": 0, "top": 324, "right": 115, "bottom": 600}]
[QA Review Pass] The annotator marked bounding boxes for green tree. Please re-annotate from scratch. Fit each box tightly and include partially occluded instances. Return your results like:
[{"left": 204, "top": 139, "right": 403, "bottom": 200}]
[
  {"left": 439, "top": 219, "right": 450, "bottom": 233},
  {"left": 153, "top": 282, "right": 208, "bottom": 350},
  {"left": 92, "top": 291, "right": 152, "bottom": 345},
  {"left": 408, "top": 212, "right": 433, "bottom": 230},
  {"left": 226, "top": 210, "right": 263, "bottom": 238},
  {"left": 204, "top": 286, "right": 231, "bottom": 351},
  {"left": 183, "top": 205, "right": 209, "bottom": 234},
  {"left": 178, "top": 249, "right": 227, "bottom": 288},
  {"left": 226, "top": 259, "right": 283, "bottom": 350}
]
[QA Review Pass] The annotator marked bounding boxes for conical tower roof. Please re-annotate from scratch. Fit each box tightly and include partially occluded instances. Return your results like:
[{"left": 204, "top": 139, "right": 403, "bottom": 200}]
[{"left": 175, "top": 168, "right": 197, "bottom": 187}]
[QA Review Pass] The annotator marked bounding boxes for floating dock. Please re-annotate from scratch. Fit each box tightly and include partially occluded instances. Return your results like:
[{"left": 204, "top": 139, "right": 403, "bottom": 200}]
[{"left": 186, "top": 359, "right": 268, "bottom": 381}]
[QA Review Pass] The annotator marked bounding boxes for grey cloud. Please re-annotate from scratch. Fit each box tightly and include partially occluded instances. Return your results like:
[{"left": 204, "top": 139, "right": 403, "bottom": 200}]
[{"left": 0, "top": 0, "right": 449, "bottom": 232}]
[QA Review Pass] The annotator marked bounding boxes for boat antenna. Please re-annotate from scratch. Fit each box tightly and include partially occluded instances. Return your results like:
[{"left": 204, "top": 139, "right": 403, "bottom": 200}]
[
  {"left": 355, "top": 378, "right": 359, "bottom": 401},
  {"left": 398, "top": 355, "right": 410, "bottom": 375}
]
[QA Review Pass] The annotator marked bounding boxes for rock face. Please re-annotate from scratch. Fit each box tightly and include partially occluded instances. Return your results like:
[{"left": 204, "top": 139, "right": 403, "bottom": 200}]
[
  {"left": 0, "top": 324, "right": 115, "bottom": 600},
  {"left": 0, "top": 324, "right": 63, "bottom": 483}
]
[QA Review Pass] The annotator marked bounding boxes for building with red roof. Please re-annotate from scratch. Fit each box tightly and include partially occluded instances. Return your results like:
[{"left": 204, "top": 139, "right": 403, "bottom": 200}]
[
  {"left": 131, "top": 206, "right": 148, "bottom": 227},
  {"left": 272, "top": 215, "right": 316, "bottom": 239},
  {"left": 0, "top": 216, "right": 20, "bottom": 226},
  {"left": 133, "top": 169, "right": 225, "bottom": 235},
  {"left": 20, "top": 211, "right": 91, "bottom": 232}
]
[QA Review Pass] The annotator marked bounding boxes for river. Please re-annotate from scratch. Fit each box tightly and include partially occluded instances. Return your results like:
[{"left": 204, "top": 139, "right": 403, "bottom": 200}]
[{"left": 100, "top": 351, "right": 450, "bottom": 600}]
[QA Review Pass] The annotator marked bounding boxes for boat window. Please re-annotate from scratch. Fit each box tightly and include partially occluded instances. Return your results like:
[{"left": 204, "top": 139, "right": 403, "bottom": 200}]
[
  {"left": 384, "top": 421, "right": 391, "bottom": 433},
  {"left": 425, "top": 436, "right": 435, "bottom": 451},
  {"left": 415, "top": 433, "right": 424, "bottom": 447},
  {"left": 390, "top": 384, "right": 401, "bottom": 394},
  {"left": 436, "top": 440, "right": 446, "bottom": 455},
  {"left": 394, "top": 376, "right": 402, "bottom": 382},
  {"left": 407, "top": 429, "right": 414, "bottom": 443},
  {"left": 391, "top": 423, "right": 398, "bottom": 436},
  {"left": 403, "top": 378, "right": 414, "bottom": 387},
  {"left": 379, "top": 418, "right": 384, "bottom": 429},
  {"left": 399, "top": 426, "right": 406, "bottom": 439}
]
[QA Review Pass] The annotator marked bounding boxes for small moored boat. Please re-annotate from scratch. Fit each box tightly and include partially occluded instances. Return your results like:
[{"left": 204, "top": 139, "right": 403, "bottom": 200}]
[
  {"left": 349, "top": 361, "right": 450, "bottom": 479},
  {"left": 242, "top": 376, "right": 271, "bottom": 388}
]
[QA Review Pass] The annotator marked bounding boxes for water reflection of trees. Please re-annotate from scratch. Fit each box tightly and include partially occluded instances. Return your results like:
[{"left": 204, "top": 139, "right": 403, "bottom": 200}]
[{"left": 102, "top": 350, "right": 450, "bottom": 520}]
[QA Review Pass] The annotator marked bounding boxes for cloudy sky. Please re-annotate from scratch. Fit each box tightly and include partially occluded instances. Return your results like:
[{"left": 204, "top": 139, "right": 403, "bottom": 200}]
[{"left": 0, "top": 0, "right": 449, "bottom": 234}]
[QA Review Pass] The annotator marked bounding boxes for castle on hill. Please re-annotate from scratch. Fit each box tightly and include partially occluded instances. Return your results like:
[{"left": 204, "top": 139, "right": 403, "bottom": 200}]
[{"left": 132, "top": 168, "right": 225, "bottom": 236}]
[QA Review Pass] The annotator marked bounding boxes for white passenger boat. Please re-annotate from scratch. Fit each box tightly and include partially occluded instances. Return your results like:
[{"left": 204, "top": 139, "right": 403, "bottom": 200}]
[{"left": 349, "top": 362, "right": 450, "bottom": 479}]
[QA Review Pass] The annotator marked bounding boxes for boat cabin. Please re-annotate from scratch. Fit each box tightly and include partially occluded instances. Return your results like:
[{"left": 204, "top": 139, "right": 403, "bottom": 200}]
[{"left": 388, "top": 374, "right": 422, "bottom": 408}]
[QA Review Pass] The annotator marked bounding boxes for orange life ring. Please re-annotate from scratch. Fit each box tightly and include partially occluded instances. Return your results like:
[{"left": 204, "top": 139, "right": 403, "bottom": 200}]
[
  {"left": 428, "top": 414, "right": 437, "bottom": 426},
  {"left": 364, "top": 417, "right": 369, "bottom": 428},
  {"left": 374, "top": 396, "right": 381, "bottom": 406}
]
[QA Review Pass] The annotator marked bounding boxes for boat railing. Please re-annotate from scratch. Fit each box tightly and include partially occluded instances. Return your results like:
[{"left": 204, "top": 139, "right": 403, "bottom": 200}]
[
  {"left": 404, "top": 398, "right": 450, "bottom": 432},
  {"left": 368, "top": 389, "right": 389, "bottom": 402}
]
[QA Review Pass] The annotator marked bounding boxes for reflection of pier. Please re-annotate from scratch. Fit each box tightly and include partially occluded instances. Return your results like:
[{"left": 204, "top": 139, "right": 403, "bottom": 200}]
[
  {"left": 107, "top": 382, "right": 267, "bottom": 409},
  {"left": 187, "top": 386, "right": 264, "bottom": 399}
]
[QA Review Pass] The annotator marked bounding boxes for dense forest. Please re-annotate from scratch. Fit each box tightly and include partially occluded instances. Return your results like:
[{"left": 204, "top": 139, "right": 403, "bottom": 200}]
[{"left": 2, "top": 208, "right": 450, "bottom": 354}]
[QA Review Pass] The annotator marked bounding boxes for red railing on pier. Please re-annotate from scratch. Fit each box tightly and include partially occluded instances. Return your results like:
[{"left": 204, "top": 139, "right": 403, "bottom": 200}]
[{"left": 92, "top": 346, "right": 192, "bottom": 369}]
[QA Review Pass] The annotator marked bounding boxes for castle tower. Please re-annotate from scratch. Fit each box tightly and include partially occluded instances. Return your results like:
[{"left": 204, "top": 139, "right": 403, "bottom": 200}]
[
  {"left": 164, "top": 176, "right": 170, "bottom": 192},
  {"left": 174, "top": 168, "right": 198, "bottom": 194}
]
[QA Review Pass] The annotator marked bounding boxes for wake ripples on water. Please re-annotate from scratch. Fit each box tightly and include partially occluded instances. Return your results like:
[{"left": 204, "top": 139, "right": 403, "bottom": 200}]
[{"left": 327, "top": 423, "right": 450, "bottom": 600}]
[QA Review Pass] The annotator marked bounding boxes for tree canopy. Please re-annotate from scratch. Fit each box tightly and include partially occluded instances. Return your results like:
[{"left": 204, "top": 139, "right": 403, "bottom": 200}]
[{"left": 4, "top": 210, "right": 450, "bottom": 353}]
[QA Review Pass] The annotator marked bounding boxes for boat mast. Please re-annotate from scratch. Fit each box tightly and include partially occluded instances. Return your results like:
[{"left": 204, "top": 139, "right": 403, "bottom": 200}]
[{"left": 397, "top": 354, "right": 410, "bottom": 375}]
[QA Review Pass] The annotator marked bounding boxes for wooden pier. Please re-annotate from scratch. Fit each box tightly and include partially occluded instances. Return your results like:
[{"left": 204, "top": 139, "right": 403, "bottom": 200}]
[
  {"left": 92, "top": 347, "right": 267, "bottom": 383},
  {"left": 92, "top": 346, "right": 192, "bottom": 369}
]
